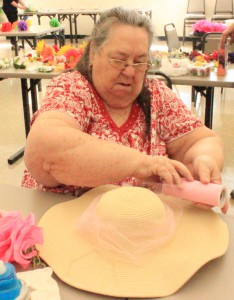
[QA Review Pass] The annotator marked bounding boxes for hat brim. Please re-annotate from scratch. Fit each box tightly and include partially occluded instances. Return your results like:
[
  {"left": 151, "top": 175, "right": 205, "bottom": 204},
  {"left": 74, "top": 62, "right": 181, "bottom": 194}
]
[{"left": 37, "top": 185, "right": 229, "bottom": 298}]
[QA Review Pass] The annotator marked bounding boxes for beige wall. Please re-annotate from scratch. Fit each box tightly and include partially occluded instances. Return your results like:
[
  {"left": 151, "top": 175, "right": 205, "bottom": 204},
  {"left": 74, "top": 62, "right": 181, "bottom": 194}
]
[{"left": 10, "top": 0, "right": 219, "bottom": 36}]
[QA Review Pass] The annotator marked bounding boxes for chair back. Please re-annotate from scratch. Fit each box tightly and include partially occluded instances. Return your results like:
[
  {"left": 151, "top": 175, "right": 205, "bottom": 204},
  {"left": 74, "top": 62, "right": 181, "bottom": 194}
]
[
  {"left": 201, "top": 32, "right": 222, "bottom": 53},
  {"left": 164, "top": 23, "right": 181, "bottom": 52},
  {"left": 187, "top": 0, "right": 205, "bottom": 14},
  {"left": 151, "top": 71, "right": 173, "bottom": 89},
  {"left": 214, "top": 0, "right": 233, "bottom": 14},
  {"left": 201, "top": 32, "right": 234, "bottom": 53}
]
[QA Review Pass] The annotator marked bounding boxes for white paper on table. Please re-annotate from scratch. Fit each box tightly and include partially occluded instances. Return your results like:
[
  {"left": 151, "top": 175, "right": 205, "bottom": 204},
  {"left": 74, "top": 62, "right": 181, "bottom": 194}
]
[{"left": 17, "top": 267, "right": 61, "bottom": 300}]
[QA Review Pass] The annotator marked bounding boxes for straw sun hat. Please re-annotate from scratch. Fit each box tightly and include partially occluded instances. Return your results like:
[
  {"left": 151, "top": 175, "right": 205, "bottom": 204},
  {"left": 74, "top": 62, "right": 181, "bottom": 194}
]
[{"left": 38, "top": 185, "right": 229, "bottom": 298}]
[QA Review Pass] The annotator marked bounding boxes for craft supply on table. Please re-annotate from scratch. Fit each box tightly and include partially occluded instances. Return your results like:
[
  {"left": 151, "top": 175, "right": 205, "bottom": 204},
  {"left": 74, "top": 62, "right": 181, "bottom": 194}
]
[
  {"left": 161, "top": 179, "right": 228, "bottom": 214},
  {"left": 0, "top": 260, "right": 30, "bottom": 300},
  {"left": 217, "top": 47, "right": 228, "bottom": 76}
]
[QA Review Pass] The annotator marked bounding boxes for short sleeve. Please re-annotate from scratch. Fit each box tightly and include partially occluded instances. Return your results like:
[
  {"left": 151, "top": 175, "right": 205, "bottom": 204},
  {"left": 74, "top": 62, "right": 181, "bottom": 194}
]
[
  {"left": 31, "top": 71, "right": 93, "bottom": 131},
  {"left": 146, "top": 78, "right": 203, "bottom": 143}
]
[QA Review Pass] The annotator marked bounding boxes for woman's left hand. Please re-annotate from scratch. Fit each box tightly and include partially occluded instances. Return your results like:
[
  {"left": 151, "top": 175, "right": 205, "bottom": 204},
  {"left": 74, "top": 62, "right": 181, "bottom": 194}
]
[{"left": 191, "top": 154, "right": 222, "bottom": 184}]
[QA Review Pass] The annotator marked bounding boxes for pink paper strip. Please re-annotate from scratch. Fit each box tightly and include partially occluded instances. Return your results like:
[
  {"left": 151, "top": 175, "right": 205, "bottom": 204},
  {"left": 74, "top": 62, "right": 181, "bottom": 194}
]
[{"left": 162, "top": 179, "right": 229, "bottom": 214}]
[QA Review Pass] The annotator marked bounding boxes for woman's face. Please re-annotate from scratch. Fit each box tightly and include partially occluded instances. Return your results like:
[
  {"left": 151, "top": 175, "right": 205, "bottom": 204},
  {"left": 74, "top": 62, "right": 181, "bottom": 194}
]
[{"left": 91, "top": 24, "right": 150, "bottom": 110}]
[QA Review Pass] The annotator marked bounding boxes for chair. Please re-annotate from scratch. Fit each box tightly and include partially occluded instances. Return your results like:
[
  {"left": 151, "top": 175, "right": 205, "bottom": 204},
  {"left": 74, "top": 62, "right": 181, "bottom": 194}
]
[
  {"left": 211, "top": 0, "right": 233, "bottom": 22},
  {"left": 200, "top": 32, "right": 234, "bottom": 95},
  {"left": 201, "top": 32, "right": 222, "bottom": 53},
  {"left": 152, "top": 71, "right": 173, "bottom": 89},
  {"left": 183, "top": 0, "right": 206, "bottom": 45},
  {"left": 164, "top": 23, "right": 181, "bottom": 52},
  {"left": 192, "top": 33, "right": 223, "bottom": 102}
]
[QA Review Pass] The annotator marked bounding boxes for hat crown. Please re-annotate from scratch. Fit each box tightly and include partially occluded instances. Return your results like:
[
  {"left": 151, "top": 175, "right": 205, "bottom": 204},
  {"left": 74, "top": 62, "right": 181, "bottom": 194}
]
[
  {"left": 96, "top": 187, "right": 167, "bottom": 237},
  {"left": 77, "top": 186, "right": 176, "bottom": 259}
]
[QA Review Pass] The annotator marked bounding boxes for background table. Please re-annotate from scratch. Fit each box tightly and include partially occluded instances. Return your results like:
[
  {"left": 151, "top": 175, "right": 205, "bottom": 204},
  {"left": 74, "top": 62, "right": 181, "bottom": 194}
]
[
  {"left": 19, "top": 9, "right": 103, "bottom": 44},
  {"left": 19, "top": 8, "right": 152, "bottom": 44},
  {"left": 149, "top": 65, "right": 234, "bottom": 128},
  {"left": 0, "top": 69, "right": 58, "bottom": 164},
  {"left": 0, "top": 183, "right": 233, "bottom": 300},
  {"left": 0, "top": 25, "right": 66, "bottom": 55}
]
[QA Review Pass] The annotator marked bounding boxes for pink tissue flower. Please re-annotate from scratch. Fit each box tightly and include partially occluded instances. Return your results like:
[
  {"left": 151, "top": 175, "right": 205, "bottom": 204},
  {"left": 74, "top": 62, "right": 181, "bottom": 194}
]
[
  {"left": 193, "top": 20, "right": 227, "bottom": 33},
  {"left": 0, "top": 210, "right": 43, "bottom": 268}
]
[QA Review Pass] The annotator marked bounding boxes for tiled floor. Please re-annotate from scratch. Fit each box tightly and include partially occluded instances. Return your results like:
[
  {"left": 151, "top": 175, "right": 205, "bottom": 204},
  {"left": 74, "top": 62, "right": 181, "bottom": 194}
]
[{"left": 0, "top": 37, "right": 233, "bottom": 214}]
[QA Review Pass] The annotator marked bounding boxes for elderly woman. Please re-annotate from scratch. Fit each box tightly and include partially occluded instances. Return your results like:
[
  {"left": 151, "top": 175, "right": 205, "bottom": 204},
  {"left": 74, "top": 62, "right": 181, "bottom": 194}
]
[{"left": 23, "top": 7, "right": 224, "bottom": 196}]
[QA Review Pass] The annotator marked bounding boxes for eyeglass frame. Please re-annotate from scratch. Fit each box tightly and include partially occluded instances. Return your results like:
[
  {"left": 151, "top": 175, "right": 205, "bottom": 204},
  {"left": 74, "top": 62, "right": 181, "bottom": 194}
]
[{"left": 103, "top": 51, "right": 152, "bottom": 72}]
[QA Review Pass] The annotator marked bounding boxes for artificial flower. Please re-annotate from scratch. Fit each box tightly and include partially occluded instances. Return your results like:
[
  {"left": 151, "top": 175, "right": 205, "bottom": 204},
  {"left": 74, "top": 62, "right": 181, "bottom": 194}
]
[
  {"left": 35, "top": 40, "right": 45, "bottom": 55},
  {"left": 64, "top": 48, "right": 83, "bottom": 67},
  {"left": 0, "top": 210, "right": 43, "bottom": 269},
  {"left": 53, "top": 44, "right": 60, "bottom": 53},
  {"left": 25, "top": 5, "right": 38, "bottom": 13},
  {"left": 12, "top": 21, "right": 19, "bottom": 29},
  {"left": 1, "top": 22, "right": 12, "bottom": 32},
  {"left": 0, "top": 58, "right": 11, "bottom": 69},
  {"left": 57, "top": 44, "right": 74, "bottom": 56},
  {"left": 193, "top": 20, "right": 227, "bottom": 33},
  {"left": 55, "top": 54, "right": 66, "bottom": 63},
  {"left": 49, "top": 18, "right": 60, "bottom": 27},
  {"left": 40, "top": 45, "right": 55, "bottom": 63},
  {"left": 13, "top": 56, "right": 27, "bottom": 69},
  {"left": 17, "top": 20, "right": 28, "bottom": 31},
  {"left": 25, "top": 19, "right": 32, "bottom": 28}
]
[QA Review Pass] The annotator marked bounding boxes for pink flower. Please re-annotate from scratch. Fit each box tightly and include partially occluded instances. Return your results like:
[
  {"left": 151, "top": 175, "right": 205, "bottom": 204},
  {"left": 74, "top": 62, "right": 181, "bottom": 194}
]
[
  {"left": 193, "top": 20, "right": 227, "bottom": 33},
  {"left": 0, "top": 210, "right": 43, "bottom": 269}
]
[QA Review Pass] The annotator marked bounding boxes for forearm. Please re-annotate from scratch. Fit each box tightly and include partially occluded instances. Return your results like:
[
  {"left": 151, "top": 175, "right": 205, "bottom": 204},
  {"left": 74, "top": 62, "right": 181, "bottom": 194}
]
[
  {"left": 24, "top": 121, "right": 143, "bottom": 187},
  {"left": 12, "top": 1, "right": 26, "bottom": 9}
]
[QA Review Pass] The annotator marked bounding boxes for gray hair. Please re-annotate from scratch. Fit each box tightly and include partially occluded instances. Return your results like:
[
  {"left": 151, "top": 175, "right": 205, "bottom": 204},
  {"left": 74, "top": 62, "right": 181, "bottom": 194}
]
[{"left": 76, "top": 7, "right": 154, "bottom": 82}]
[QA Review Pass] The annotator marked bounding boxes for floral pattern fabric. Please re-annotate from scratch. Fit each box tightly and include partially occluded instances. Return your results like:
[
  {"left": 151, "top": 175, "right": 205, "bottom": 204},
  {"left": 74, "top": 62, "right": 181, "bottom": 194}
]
[{"left": 22, "top": 71, "right": 203, "bottom": 196}]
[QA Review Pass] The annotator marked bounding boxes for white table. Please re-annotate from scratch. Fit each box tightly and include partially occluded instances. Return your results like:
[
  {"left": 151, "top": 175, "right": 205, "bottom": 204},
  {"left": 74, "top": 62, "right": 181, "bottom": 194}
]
[
  {"left": 149, "top": 65, "right": 234, "bottom": 128},
  {"left": 19, "top": 8, "right": 152, "bottom": 44},
  {"left": 19, "top": 9, "right": 103, "bottom": 44},
  {"left": 0, "top": 69, "right": 58, "bottom": 164},
  {"left": 0, "top": 183, "right": 233, "bottom": 300},
  {"left": 0, "top": 25, "right": 66, "bottom": 55}
]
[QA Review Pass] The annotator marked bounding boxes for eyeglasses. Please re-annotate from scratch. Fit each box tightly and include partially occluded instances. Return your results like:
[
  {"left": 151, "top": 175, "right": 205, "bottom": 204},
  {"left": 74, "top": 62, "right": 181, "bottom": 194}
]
[{"left": 104, "top": 52, "right": 152, "bottom": 72}]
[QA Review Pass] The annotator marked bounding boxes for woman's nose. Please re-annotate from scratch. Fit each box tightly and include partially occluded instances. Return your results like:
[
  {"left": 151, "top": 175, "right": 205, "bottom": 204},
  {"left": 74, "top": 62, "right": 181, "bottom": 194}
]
[{"left": 122, "top": 64, "right": 136, "bottom": 76}]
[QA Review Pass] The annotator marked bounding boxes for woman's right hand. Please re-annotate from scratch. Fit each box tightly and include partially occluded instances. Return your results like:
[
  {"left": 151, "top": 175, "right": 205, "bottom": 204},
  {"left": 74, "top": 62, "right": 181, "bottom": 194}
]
[{"left": 134, "top": 155, "right": 193, "bottom": 185}]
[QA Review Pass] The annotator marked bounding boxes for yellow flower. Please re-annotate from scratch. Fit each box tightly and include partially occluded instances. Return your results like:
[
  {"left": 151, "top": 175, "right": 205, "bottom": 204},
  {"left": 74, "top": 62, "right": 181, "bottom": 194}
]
[
  {"left": 36, "top": 40, "right": 45, "bottom": 55},
  {"left": 25, "top": 19, "right": 32, "bottom": 28},
  {"left": 57, "top": 44, "right": 74, "bottom": 56}
]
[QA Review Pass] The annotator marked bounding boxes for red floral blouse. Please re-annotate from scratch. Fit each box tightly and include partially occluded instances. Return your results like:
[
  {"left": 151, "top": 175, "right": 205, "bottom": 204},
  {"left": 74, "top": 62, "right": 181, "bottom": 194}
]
[{"left": 22, "top": 71, "right": 203, "bottom": 196}]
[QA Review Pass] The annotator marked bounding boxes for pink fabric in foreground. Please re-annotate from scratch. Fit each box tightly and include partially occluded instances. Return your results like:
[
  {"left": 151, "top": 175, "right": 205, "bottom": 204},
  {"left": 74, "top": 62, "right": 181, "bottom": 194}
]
[{"left": 162, "top": 179, "right": 228, "bottom": 214}]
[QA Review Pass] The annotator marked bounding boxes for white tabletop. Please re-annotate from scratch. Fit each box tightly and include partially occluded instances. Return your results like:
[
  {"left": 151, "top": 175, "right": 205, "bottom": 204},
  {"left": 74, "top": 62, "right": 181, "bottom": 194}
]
[
  {"left": 0, "top": 25, "right": 66, "bottom": 37},
  {"left": 149, "top": 64, "right": 234, "bottom": 88},
  {"left": 0, "top": 68, "right": 61, "bottom": 80},
  {"left": 0, "top": 183, "right": 233, "bottom": 300},
  {"left": 19, "top": 9, "right": 103, "bottom": 16},
  {"left": 1, "top": 65, "right": 234, "bottom": 88}
]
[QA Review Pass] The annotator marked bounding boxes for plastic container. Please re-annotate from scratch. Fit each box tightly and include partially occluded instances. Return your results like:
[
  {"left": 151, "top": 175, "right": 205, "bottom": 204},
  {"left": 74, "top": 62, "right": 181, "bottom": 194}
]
[
  {"left": 0, "top": 261, "right": 30, "bottom": 300},
  {"left": 187, "top": 64, "right": 212, "bottom": 77}
]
